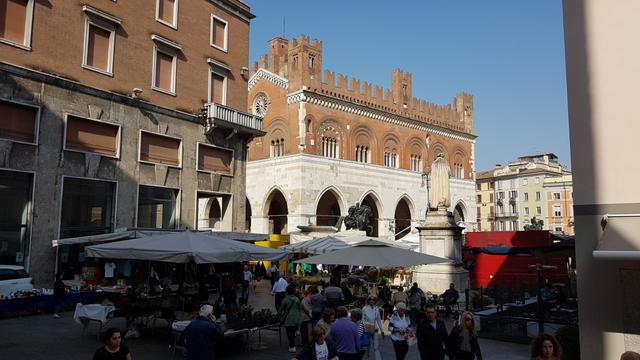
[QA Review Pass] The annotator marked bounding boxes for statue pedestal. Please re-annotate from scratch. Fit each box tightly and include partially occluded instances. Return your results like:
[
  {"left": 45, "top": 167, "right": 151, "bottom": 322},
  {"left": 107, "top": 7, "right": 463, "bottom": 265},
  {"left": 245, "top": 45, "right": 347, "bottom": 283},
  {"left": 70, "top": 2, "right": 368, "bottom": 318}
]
[{"left": 413, "top": 207, "right": 469, "bottom": 294}]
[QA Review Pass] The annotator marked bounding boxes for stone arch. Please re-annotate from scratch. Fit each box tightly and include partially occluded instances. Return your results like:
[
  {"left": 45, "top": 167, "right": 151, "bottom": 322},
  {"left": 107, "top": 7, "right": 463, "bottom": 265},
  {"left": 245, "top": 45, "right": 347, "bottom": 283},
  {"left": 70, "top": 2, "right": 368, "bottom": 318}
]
[
  {"left": 315, "top": 186, "right": 345, "bottom": 227},
  {"left": 208, "top": 198, "right": 222, "bottom": 229},
  {"left": 263, "top": 187, "right": 289, "bottom": 234},
  {"left": 394, "top": 195, "right": 415, "bottom": 240},
  {"left": 428, "top": 142, "right": 448, "bottom": 172},
  {"left": 359, "top": 190, "right": 383, "bottom": 237},
  {"left": 245, "top": 197, "right": 252, "bottom": 232},
  {"left": 454, "top": 201, "right": 467, "bottom": 225},
  {"left": 350, "top": 125, "right": 376, "bottom": 163}
]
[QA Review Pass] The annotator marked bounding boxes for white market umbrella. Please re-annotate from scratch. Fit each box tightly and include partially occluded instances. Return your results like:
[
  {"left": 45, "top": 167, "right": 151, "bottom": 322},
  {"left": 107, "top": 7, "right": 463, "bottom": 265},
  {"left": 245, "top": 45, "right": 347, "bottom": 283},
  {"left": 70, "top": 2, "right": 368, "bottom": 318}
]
[
  {"left": 293, "top": 239, "right": 449, "bottom": 267},
  {"left": 85, "top": 231, "right": 288, "bottom": 264}
]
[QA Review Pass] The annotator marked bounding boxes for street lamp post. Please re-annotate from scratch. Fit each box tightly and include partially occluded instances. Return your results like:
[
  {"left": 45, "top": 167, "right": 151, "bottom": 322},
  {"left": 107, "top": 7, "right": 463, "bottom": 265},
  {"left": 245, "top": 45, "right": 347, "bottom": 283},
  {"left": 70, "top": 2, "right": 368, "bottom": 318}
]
[
  {"left": 422, "top": 172, "right": 431, "bottom": 211},
  {"left": 528, "top": 263, "right": 558, "bottom": 336}
]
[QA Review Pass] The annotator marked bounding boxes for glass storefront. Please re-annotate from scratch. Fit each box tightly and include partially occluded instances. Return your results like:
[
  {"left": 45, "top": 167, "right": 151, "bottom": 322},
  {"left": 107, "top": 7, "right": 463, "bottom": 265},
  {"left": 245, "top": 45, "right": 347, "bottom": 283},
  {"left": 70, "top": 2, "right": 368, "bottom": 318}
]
[
  {"left": 0, "top": 170, "right": 32, "bottom": 266},
  {"left": 137, "top": 185, "right": 178, "bottom": 229}
]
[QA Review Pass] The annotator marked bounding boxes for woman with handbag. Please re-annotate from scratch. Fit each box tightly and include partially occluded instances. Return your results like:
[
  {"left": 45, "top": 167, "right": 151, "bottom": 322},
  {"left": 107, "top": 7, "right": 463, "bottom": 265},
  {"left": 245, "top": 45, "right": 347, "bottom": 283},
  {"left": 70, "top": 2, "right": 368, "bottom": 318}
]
[
  {"left": 448, "top": 311, "right": 482, "bottom": 360},
  {"left": 278, "top": 284, "right": 302, "bottom": 353},
  {"left": 362, "top": 295, "right": 384, "bottom": 360},
  {"left": 387, "top": 302, "right": 412, "bottom": 360}
]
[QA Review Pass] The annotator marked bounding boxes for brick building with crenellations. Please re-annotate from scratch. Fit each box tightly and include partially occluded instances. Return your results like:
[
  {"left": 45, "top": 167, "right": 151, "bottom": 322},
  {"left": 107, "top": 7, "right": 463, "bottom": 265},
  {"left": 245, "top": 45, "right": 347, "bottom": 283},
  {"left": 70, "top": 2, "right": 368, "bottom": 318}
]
[{"left": 246, "top": 35, "right": 478, "bottom": 239}]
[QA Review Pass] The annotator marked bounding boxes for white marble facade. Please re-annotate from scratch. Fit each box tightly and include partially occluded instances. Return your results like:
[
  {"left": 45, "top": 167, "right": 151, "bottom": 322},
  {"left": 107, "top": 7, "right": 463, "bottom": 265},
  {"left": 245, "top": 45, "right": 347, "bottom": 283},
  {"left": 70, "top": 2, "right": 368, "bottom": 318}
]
[{"left": 246, "top": 153, "right": 477, "bottom": 240}]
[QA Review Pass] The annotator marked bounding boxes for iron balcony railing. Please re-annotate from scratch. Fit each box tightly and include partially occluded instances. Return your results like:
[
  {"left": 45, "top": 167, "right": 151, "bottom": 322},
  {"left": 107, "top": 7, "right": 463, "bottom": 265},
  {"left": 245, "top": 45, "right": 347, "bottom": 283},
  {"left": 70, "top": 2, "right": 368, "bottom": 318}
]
[{"left": 204, "top": 103, "right": 263, "bottom": 133}]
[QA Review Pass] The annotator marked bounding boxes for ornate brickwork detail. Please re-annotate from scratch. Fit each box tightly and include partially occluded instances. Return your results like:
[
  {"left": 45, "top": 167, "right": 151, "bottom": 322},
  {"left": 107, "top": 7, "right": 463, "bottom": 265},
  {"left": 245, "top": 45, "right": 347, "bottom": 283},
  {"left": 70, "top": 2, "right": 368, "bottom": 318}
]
[{"left": 248, "top": 68, "right": 289, "bottom": 91}]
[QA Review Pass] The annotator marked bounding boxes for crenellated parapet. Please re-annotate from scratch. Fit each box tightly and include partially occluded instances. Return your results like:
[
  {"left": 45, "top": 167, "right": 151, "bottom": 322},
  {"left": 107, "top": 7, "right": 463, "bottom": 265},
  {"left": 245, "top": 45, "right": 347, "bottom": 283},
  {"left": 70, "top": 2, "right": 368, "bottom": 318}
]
[{"left": 251, "top": 35, "right": 474, "bottom": 135}]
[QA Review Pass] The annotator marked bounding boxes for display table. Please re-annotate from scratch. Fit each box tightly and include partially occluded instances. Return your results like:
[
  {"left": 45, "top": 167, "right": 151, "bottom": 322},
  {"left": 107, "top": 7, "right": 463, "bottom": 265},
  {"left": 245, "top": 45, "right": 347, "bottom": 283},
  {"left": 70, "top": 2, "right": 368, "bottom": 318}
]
[
  {"left": 74, "top": 303, "right": 116, "bottom": 339},
  {"left": 0, "top": 291, "right": 107, "bottom": 318}
]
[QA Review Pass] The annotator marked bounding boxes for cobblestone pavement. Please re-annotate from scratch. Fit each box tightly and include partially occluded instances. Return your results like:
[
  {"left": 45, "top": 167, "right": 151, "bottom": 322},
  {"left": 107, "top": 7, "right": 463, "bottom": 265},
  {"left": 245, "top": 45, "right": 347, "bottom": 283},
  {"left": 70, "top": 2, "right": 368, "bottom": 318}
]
[{"left": 0, "top": 280, "right": 531, "bottom": 359}]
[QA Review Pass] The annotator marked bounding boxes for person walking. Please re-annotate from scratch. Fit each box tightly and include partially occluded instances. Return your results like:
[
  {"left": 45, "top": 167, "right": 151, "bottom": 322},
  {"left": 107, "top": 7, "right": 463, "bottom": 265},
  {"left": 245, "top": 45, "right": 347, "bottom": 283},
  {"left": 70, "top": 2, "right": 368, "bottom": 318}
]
[
  {"left": 269, "top": 263, "right": 280, "bottom": 287},
  {"left": 52, "top": 273, "right": 66, "bottom": 319},
  {"left": 242, "top": 265, "right": 252, "bottom": 301},
  {"left": 530, "top": 334, "right": 562, "bottom": 360},
  {"left": 362, "top": 294, "right": 384, "bottom": 360},
  {"left": 272, "top": 276, "right": 289, "bottom": 310},
  {"left": 416, "top": 304, "right": 449, "bottom": 360},
  {"left": 183, "top": 305, "right": 225, "bottom": 360},
  {"left": 293, "top": 325, "right": 339, "bottom": 360},
  {"left": 408, "top": 283, "right": 426, "bottom": 324},
  {"left": 317, "top": 308, "right": 336, "bottom": 338},
  {"left": 448, "top": 311, "right": 482, "bottom": 360},
  {"left": 388, "top": 302, "right": 412, "bottom": 360},
  {"left": 93, "top": 328, "right": 132, "bottom": 360},
  {"left": 279, "top": 284, "right": 302, "bottom": 353},
  {"left": 328, "top": 306, "right": 360, "bottom": 360},
  {"left": 310, "top": 286, "right": 326, "bottom": 324},
  {"left": 300, "top": 289, "right": 314, "bottom": 346},
  {"left": 324, "top": 280, "right": 345, "bottom": 310},
  {"left": 390, "top": 287, "right": 409, "bottom": 309}
]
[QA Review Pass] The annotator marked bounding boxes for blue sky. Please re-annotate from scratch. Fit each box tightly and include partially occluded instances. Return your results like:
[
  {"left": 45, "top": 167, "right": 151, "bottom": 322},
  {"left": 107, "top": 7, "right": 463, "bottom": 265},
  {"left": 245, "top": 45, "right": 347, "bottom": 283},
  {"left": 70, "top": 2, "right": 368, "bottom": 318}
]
[{"left": 247, "top": 1, "right": 570, "bottom": 171}]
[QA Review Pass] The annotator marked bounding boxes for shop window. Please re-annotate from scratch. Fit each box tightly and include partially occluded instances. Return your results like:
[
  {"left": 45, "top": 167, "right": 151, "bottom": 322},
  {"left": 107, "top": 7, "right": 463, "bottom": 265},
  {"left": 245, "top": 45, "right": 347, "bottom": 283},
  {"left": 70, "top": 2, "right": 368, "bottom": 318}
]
[
  {"left": 139, "top": 131, "right": 181, "bottom": 167},
  {"left": 0, "top": 0, "right": 34, "bottom": 48},
  {"left": 65, "top": 115, "right": 119, "bottom": 157},
  {"left": 137, "top": 185, "right": 178, "bottom": 229},
  {"left": 60, "top": 177, "right": 115, "bottom": 239},
  {"left": 210, "top": 14, "right": 227, "bottom": 51},
  {"left": 198, "top": 143, "right": 232, "bottom": 175},
  {"left": 0, "top": 170, "right": 32, "bottom": 265},
  {"left": 0, "top": 99, "right": 38, "bottom": 143}
]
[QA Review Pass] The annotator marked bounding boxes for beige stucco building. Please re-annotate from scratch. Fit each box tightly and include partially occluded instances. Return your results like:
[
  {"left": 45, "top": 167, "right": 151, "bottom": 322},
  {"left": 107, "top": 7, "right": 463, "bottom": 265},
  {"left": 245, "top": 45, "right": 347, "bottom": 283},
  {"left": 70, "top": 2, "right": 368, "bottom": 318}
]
[
  {"left": 564, "top": 0, "right": 640, "bottom": 357},
  {"left": 475, "top": 154, "right": 572, "bottom": 233}
]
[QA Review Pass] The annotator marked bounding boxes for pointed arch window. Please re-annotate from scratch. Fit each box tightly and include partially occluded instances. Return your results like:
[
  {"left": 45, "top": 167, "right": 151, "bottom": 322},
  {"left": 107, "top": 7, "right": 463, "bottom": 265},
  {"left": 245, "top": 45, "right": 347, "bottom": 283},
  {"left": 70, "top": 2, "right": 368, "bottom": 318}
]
[{"left": 270, "top": 138, "right": 285, "bottom": 157}]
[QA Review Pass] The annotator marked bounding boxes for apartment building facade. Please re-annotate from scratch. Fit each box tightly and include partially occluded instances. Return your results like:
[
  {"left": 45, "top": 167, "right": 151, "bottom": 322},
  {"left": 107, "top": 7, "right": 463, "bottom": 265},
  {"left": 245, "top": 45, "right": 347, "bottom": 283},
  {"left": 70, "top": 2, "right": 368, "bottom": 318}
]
[
  {"left": 0, "top": 0, "right": 262, "bottom": 284},
  {"left": 245, "top": 35, "right": 477, "bottom": 239},
  {"left": 475, "top": 154, "right": 573, "bottom": 234}
]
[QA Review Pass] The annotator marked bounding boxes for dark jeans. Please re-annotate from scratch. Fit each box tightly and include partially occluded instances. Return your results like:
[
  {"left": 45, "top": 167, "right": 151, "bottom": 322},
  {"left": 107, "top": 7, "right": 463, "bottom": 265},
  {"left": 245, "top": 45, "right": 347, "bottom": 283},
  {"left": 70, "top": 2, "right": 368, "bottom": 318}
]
[
  {"left": 242, "top": 280, "right": 250, "bottom": 300},
  {"left": 53, "top": 297, "right": 65, "bottom": 314},
  {"left": 337, "top": 352, "right": 360, "bottom": 360},
  {"left": 275, "top": 292, "right": 286, "bottom": 310},
  {"left": 455, "top": 351, "right": 476, "bottom": 360},
  {"left": 392, "top": 340, "right": 409, "bottom": 360},
  {"left": 285, "top": 325, "right": 297, "bottom": 348},
  {"left": 300, "top": 320, "right": 310, "bottom": 345}
]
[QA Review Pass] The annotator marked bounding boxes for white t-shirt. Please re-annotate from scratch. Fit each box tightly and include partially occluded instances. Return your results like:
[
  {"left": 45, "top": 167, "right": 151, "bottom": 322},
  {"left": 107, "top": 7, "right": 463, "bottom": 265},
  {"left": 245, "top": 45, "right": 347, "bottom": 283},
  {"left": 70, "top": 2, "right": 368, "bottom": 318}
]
[
  {"left": 104, "top": 262, "right": 116, "bottom": 278},
  {"left": 315, "top": 342, "right": 329, "bottom": 360},
  {"left": 243, "top": 270, "right": 252, "bottom": 282}
]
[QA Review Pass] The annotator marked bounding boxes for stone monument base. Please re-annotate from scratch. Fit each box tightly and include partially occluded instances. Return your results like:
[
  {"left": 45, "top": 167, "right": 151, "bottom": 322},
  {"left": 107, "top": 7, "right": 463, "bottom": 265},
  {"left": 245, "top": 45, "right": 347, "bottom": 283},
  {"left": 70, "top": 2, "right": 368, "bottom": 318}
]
[
  {"left": 413, "top": 263, "right": 468, "bottom": 294},
  {"left": 414, "top": 206, "right": 469, "bottom": 294}
]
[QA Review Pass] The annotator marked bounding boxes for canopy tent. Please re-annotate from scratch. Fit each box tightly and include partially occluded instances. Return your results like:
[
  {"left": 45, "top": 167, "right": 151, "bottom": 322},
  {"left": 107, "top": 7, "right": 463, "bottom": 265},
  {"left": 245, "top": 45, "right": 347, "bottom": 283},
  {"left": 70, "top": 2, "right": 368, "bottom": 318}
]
[
  {"left": 85, "top": 231, "right": 289, "bottom": 264},
  {"left": 281, "top": 234, "right": 409, "bottom": 255},
  {"left": 293, "top": 239, "right": 449, "bottom": 267}
]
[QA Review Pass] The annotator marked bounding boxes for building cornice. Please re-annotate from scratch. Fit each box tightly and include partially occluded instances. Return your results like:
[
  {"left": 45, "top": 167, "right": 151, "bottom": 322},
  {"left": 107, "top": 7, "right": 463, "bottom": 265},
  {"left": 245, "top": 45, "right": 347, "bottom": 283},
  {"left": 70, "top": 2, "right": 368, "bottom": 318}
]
[
  {"left": 287, "top": 90, "right": 476, "bottom": 143},
  {"left": 248, "top": 68, "right": 288, "bottom": 92}
]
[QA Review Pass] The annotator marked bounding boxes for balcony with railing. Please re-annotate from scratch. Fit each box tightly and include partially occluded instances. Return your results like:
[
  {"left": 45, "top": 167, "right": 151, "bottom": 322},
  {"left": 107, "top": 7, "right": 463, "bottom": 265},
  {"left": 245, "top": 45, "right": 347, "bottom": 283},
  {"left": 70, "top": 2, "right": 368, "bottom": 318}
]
[
  {"left": 204, "top": 103, "right": 264, "bottom": 136},
  {"left": 495, "top": 210, "right": 519, "bottom": 218}
]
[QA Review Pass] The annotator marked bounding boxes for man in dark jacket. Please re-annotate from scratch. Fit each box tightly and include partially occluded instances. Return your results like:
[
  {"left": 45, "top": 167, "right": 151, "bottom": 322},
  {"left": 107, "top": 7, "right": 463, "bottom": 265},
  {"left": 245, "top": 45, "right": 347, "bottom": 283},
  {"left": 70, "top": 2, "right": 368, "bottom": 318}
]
[
  {"left": 416, "top": 304, "right": 449, "bottom": 360},
  {"left": 183, "top": 305, "right": 224, "bottom": 360}
]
